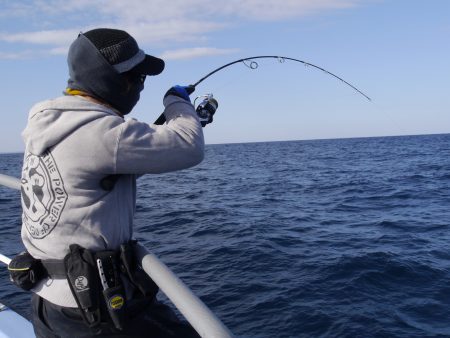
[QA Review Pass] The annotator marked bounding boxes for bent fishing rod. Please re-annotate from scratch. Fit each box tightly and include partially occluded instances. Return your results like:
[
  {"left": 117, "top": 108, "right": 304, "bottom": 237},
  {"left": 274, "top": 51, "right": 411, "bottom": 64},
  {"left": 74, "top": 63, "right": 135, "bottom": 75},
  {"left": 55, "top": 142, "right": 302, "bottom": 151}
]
[{"left": 154, "top": 55, "right": 371, "bottom": 124}]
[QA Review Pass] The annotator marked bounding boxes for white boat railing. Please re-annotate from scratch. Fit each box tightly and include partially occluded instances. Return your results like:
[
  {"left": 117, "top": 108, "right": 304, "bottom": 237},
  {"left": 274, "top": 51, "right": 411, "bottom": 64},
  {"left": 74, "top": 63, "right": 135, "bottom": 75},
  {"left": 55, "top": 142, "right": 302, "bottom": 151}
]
[
  {"left": 0, "top": 174, "right": 20, "bottom": 190},
  {"left": 0, "top": 173, "right": 234, "bottom": 338},
  {"left": 0, "top": 254, "right": 11, "bottom": 265}
]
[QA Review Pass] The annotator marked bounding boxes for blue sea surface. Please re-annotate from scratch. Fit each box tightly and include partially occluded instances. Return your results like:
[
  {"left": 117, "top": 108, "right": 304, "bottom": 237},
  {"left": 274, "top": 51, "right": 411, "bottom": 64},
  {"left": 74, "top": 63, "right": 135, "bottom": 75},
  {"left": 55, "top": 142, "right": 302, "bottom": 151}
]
[{"left": 1, "top": 134, "right": 450, "bottom": 337}]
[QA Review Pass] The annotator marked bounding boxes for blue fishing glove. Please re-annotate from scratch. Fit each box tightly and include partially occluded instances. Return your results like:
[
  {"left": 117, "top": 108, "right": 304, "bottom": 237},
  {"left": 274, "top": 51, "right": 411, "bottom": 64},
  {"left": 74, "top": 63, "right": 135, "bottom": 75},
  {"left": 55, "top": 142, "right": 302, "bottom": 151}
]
[{"left": 164, "top": 85, "right": 195, "bottom": 102}]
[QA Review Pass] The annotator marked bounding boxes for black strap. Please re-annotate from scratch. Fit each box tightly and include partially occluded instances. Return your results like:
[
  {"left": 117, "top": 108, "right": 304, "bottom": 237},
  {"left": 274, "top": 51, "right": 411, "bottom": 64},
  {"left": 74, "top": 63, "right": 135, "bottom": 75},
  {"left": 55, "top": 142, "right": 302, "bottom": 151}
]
[
  {"left": 41, "top": 250, "right": 121, "bottom": 280},
  {"left": 41, "top": 259, "right": 66, "bottom": 279}
]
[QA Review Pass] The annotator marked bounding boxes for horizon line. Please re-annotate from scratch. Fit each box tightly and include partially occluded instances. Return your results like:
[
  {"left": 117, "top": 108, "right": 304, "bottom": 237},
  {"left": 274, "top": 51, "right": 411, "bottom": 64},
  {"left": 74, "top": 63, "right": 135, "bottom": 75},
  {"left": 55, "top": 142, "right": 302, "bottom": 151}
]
[{"left": 1, "top": 132, "right": 449, "bottom": 155}]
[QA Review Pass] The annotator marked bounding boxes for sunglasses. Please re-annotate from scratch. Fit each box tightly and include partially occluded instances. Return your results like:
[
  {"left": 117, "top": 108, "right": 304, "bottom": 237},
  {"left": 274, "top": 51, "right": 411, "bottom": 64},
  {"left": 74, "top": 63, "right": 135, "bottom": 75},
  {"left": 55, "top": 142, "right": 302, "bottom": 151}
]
[{"left": 124, "top": 71, "right": 146, "bottom": 84}]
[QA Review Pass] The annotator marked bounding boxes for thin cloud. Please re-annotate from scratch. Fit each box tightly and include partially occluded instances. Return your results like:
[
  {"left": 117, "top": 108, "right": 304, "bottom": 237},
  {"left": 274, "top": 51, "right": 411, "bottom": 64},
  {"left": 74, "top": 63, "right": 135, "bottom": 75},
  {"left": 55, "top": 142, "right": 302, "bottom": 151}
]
[
  {"left": 0, "top": 49, "right": 56, "bottom": 60},
  {"left": 0, "top": 50, "right": 34, "bottom": 60},
  {"left": 216, "top": 0, "right": 361, "bottom": 20},
  {"left": 0, "top": 29, "right": 79, "bottom": 45},
  {"left": 50, "top": 46, "right": 69, "bottom": 55},
  {"left": 160, "top": 47, "right": 239, "bottom": 60},
  {"left": 124, "top": 20, "right": 227, "bottom": 45}
]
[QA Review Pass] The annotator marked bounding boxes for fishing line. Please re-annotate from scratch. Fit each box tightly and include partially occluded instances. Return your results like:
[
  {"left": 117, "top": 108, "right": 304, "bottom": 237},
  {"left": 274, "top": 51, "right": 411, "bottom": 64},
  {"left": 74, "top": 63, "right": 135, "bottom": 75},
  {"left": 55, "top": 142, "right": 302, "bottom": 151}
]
[{"left": 154, "top": 55, "right": 372, "bottom": 125}]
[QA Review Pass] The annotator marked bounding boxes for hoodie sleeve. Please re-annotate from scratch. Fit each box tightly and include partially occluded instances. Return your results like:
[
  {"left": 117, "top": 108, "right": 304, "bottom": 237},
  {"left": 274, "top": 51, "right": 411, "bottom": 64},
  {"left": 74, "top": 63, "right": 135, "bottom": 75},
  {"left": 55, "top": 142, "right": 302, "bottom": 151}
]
[{"left": 115, "top": 96, "right": 205, "bottom": 175}]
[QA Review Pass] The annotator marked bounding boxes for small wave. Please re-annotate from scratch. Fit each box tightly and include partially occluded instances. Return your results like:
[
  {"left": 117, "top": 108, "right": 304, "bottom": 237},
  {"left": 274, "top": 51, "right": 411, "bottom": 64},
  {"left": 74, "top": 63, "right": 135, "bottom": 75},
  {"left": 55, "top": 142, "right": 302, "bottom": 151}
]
[
  {"left": 322, "top": 252, "right": 446, "bottom": 288},
  {"left": 375, "top": 219, "right": 406, "bottom": 229},
  {"left": 395, "top": 305, "right": 450, "bottom": 336},
  {"left": 333, "top": 203, "right": 365, "bottom": 212},
  {"left": 438, "top": 173, "right": 450, "bottom": 180}
]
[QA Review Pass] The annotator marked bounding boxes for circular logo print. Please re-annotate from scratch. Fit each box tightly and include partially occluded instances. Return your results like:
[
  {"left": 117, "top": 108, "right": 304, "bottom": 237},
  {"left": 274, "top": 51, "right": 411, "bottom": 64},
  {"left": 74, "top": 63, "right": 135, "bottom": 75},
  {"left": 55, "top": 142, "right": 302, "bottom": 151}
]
[
  {"left": 74, "top": 276, "right": 89, "bottom": 291},
  {"left": 21, "top": 151, "right": 68, "bottom": 239}
]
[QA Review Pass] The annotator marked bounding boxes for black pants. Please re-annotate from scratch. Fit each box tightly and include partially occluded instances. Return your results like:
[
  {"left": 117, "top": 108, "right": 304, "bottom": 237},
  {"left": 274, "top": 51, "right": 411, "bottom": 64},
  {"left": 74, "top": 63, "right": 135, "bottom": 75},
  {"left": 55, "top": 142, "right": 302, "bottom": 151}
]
[{"left": 31, "top": 294, "right": 200, "bottom": 338}]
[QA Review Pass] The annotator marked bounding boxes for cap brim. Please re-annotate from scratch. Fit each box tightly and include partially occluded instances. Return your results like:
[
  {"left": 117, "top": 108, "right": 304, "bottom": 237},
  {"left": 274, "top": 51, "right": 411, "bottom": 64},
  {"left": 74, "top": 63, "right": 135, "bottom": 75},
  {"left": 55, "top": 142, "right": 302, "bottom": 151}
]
[{"left": 133, "top": 55, "right": 165, "bottom": 76}]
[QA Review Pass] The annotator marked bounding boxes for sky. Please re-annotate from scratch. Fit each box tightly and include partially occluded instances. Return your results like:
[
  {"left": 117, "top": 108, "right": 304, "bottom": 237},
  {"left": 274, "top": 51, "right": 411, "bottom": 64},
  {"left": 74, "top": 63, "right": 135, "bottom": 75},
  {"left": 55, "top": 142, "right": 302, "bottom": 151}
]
[{"left": 0, "top": 0, "right": 449, "bottom": 153}]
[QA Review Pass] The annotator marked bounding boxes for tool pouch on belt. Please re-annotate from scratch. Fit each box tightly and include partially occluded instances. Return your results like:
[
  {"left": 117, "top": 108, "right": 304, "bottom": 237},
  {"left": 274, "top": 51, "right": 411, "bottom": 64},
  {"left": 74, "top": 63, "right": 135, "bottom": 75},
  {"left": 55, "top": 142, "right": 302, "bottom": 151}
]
[
  {"left": 96, "top": 251, "right": 127, "bottom": 331},
  {"left": 120, "top": 241, "right": 158, "bottom": 299},
  {"left": 64, "top": 244, "right": 101, "bottom": 328},
  {"left": 8, "top": 251, "right": 46, "bottom": 291},
  {"left": 64, "top": 245, "right": 128, "bottom": 330}
]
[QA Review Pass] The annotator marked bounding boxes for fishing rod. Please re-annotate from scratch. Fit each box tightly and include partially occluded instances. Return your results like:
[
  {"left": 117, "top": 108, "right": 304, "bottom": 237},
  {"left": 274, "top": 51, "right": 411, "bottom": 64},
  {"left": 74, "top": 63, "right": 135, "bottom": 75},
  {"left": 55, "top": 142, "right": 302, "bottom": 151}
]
[{"left": 154, "top": 55, "right": 371, "bottom": 125}]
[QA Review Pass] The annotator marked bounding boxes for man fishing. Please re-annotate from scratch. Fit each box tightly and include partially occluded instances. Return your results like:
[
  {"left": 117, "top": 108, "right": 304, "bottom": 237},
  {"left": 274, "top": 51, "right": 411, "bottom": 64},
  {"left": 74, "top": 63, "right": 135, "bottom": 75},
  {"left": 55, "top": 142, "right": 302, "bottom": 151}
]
[{"left": 13, "top": 28, "right": 206, "bottom": 337}]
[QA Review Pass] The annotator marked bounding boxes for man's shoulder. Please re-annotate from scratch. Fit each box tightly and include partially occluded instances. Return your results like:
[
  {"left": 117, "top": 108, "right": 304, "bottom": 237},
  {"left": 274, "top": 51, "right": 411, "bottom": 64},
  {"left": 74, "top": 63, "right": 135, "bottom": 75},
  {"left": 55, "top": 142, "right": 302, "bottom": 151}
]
[{"left": 30, "top": 95, "right": 123, "bottom": 117}]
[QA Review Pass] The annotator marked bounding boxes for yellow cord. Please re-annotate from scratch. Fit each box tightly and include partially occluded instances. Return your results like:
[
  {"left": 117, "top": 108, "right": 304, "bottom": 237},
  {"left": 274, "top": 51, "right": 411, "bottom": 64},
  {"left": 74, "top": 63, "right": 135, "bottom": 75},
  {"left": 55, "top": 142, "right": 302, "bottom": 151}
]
[
  {"left": 8, "top": 267, "right": 30, "bottom": 271},
  {"left": 65, "top": 88, "right": 90, "bottom": 96}
]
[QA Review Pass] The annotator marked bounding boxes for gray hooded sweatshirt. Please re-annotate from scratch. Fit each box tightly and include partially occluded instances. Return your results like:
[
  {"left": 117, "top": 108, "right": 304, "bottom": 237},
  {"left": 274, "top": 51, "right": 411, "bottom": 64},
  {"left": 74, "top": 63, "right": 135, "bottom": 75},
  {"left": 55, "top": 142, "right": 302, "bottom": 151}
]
[{"left": 20, "top": 94, "right": 204, "bottom": 307}]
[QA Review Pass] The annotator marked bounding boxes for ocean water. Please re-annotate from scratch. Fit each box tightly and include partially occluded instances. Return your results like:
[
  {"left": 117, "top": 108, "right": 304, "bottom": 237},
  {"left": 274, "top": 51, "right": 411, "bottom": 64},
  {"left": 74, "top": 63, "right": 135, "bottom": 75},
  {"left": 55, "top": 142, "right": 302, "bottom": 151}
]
[{"left": 1, "top": 134, "right": 450, "bottom": 338}]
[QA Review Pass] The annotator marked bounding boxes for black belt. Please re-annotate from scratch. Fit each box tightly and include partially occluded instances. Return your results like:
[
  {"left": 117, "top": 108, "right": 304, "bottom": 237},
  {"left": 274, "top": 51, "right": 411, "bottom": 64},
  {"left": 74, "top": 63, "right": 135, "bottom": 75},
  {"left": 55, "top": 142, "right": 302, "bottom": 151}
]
[
  {"left": 41, "top": 251, "right": 121, "bottom": 280},
  {"left": 41, "top": 259, "right": 66, "bottom": 279}
]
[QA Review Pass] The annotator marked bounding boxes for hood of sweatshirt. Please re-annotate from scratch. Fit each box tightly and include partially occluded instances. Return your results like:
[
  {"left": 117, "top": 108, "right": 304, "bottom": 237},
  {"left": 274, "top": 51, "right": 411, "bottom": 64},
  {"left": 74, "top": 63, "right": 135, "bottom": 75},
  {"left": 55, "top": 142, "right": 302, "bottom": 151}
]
[{"left": 22, "top": 95, "right": 122, "bottom": 155}]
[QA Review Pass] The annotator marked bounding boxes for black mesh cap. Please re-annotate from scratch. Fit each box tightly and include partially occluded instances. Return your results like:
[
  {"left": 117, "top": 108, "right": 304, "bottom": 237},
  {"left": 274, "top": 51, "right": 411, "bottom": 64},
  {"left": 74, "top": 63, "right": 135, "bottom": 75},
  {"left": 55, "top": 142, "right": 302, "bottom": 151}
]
[{"left": 82, "top": 28, "right": 165, "bottom": 75}]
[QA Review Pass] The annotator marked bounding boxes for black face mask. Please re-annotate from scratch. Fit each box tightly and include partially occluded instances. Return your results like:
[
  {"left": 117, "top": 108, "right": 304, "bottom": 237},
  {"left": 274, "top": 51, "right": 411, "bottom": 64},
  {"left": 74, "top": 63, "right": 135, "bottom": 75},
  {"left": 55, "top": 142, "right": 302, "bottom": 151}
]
[{"left": 67, "top": 34, "right": 144, "bottom": 115}]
